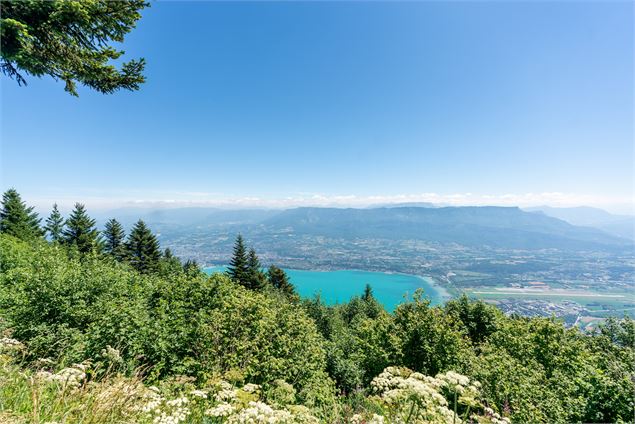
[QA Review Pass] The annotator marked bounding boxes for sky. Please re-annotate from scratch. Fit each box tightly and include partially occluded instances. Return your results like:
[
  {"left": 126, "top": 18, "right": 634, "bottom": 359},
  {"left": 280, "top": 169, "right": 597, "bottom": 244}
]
[{"left": 1, "top": 1, "right": 633, "bottom": 214}]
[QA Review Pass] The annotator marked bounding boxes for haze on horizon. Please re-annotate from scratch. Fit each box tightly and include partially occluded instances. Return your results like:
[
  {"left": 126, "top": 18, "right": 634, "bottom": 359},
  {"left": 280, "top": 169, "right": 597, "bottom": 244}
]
[{"left": 1, "top": 1, "right": 633, "bottom": 215}]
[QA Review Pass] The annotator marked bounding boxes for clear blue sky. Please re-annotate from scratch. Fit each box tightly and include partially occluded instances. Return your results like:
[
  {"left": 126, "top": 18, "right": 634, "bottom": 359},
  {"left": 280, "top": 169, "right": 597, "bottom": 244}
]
[{"left": 1, "top": 1, "right": 633, "bottom": 212}]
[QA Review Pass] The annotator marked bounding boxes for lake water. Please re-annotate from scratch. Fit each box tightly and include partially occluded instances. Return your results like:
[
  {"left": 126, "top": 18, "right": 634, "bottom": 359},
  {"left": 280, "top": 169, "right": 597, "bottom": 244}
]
[{"left": 204, "top": 266, "right": 449, "bottom": 312}]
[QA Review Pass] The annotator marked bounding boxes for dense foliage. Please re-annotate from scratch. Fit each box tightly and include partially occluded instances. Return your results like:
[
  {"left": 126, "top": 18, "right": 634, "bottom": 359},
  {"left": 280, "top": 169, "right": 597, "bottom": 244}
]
[
  {"left": 1, "top": 0, "right": 147, "bottom": 95},
  {"left": 0, "top": 189, "right": 633, "bottom": 423}
]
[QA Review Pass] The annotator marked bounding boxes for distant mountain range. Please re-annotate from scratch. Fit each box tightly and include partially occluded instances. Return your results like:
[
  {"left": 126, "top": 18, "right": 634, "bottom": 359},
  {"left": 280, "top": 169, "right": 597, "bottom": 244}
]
[
  {"left": 94, "top": 207, "right": 279, "bottom": 228},
  {"left": 262, "top": 206, "right": 631, "bottom": 251},
  {"left": 524, "top": 206, "right": 634, "bottom": 241},
  {"left": 97, "top": 205, "right": 633, "bottom": 252}
]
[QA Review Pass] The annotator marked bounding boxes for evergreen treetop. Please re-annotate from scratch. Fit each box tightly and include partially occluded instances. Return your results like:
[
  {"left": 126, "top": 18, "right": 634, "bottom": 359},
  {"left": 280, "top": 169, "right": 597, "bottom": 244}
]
[
  {"left": 183, "top": 259, "right": 201, "bottom": 277},
  {"left": 126, "top": 219, "right": 161, "bottom": 274},
  {"left": 246, "top": 248, "right": 267, "bottom": 290},
  {"left": 362, "top": 283, "right": 374, "bottom": 302},
  {"left": 0, "top": 188, "right": 43, "bottom": 240},
  {"left": 103, "top": 218, "right": 126, "bottom": 260},
  {"left": 62, "top": 203, "right": 100, "bottom": 254},
  {"left": 227, "top": 234, "right": 249, "bottom": 285},
  {"left": 44, "top": 203, "right": 65, "bottom": 242},
  {"left": 267, "top": 265, "right": 297, "bottom": 298}
]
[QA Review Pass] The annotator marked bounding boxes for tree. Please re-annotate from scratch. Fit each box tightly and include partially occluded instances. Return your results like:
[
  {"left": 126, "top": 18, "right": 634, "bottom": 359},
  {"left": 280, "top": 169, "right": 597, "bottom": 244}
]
[
  {"left": 0, "top": 188, "right": 43, "bottom": 240},
  {"left": 157, "top": 247, "right": 183, "bottom": 277},
  {"left": 1, "top": 0, "right": 148, "bottom": 96},
  {"left": 62, "top": 203, "right": 100, "bottom": 254},
  {"left": 246, "top": 248, "right": 267, "bottom": 290},
  {"left": 44, "top": 203, "right": 64, "bottom": 242},
  {"left": 103, "top": 218, "right": 126, "bottom": 260},
  {"left": 445, "top": 295, "right": 500, "bottom": 345},
  {"left": 227, "top": 234, "right": 249, "bottom": 285},
  {"left": 125, "top": 219, "right": 160, "bottom": 274},
  {"left": 267, "top": 265, "right": 296, "bottom": 298},
  {"left": 183, "top": 259, "right": 201, "bottom": 276},
  {"left": 362, "top": 284, "right": 374, "bottom": 302}
]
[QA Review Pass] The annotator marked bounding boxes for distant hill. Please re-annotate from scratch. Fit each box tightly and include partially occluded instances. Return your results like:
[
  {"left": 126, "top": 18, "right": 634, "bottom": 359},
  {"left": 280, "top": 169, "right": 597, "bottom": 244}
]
[
  {"left": 366, "top": 202, "right": 436, "bottom": 209},
  {"left": 94, "top": 207, "right": 279, "bottom": 228},
  {"left": 96, "top": 205, "right": 633, "bottom": 252},
  {"left": 263, "top": 206, "right": 632, "bottom": 251},
  {"left": 524, "top": 206, "right": 635, "bottom": 241}
]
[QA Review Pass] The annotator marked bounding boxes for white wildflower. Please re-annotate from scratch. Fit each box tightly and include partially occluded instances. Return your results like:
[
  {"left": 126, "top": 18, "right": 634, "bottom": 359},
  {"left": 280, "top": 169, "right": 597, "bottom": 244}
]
[
  {"left": 189, "top": 389, "right": 208, "bottom": 399},
  {"left": 242, "top": 382, "right": 261, "bottom": 393},
  {"left": 368, "top": 414, "right": 385, "bottom": 424},
  {"left": 166, "top": 396, "right": 189, "bottom": 407},
  {"left": 0, "top": 337, "right": 24, "bottom": 351},
  {"left": 205, "top": 402, "right": 235, "bottom": 417},
  {"left": 350, "top": 413, "right": 363, "bottom": 424},
  {"left": 215, "top": 383, "right": 237, "bottom": 402}
]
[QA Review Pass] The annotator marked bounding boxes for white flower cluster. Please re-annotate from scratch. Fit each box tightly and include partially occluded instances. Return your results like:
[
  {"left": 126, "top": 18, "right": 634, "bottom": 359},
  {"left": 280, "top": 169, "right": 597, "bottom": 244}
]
[
  {"left": 202, "top": 380, "right": 319, "bottom": 423},
  {"left": 0, "top": 337, "right": 24, "bottom": 352},
  {"left": 350, "top": 413, "right": 363, "bottom": 424},
  {"left": 36, "top": 363, "right": 88, "bottom": 388},
  {"left": 133, "top": 378, "right": 321, "bottom": 424},
  {"left": 205, "top": 402, "right": 236, "bottom": 417},
  {"left": 139, "top": 389, "right": 191, "bottom": 424},
  {"left": 153, "top": 406, "right": 190, "bottom": 424},
  {"left": 215, "top": 381, "right": 237, "bottom": 402},
  {"left": 139, "top": 389, "right": 163, "bottom": 413},
  {"left": 242, "top": 382, "right": 261, "bottom": 393},
  {"left": 368, "top": 367, "right": 511, "bottom": 424},
  {"left": 226, "top": 400, "right": 294, "bottom": 423},
  {"left": 166, "top": 396, "right": 189, "bottom": 407},
  {"left": 436, "top": 371, "right": 481, "bottom": 408},
  {"left": 371, "top": 367, "right": 448, "bottom": 408},
  {"left": 100, "top": 345, "right": 123, "bottom": 364},
  {"left": 368, "top": 414, "right": 385, "bottom": 424},
  {"left": 189, "top": 389, "right": 208, "bottom": 399},
  {"left": 350, "top": 412, "right": 386, "bottom": 424},
  {"left": 479, "top": 407, "right": 511, "bottom": 424}
]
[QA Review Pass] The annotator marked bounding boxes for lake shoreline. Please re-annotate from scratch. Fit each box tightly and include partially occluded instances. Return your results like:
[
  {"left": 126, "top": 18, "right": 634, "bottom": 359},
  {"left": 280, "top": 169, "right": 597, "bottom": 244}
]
[{"left": 204, "top": 266, "right": 451, "bottom": 311}]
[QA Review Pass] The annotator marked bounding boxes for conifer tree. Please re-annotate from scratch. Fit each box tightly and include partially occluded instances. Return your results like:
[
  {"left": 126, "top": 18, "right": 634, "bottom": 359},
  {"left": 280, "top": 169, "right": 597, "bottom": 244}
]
[
  {"left": 158, "top": 248, "right": 183, "bottom": 276},
  {"left": 103, "top": 218, "right": 126, "bottom": 260},
  {"left": 227, "top": 234, "right": 249, "bottom": 285},
  {"left": 267, "top": 265, "right": 297, "bottom": 298},
  {"left": 2, "top": 1, "right": 148, "bottom": 96},
  {"left": 183, "top": 259, "right": 201, "bottom": 276},
  {"left": 362, "top": 283, "right": 374, "bottom": 302},
  {"left": 0, "top": 188, "right": 43, "bottom": 240},
  {"left": 62, "top": 203, "right": 100, "bottom": 254},
  {"left": 125, "top": 219, "right": 161, "bottom": 274},
  {"left": 246, "top": 248, "right": 267, "bottom": 290},
  {"left": 44, "top": 203, "right": 64, "bottom": 242}
]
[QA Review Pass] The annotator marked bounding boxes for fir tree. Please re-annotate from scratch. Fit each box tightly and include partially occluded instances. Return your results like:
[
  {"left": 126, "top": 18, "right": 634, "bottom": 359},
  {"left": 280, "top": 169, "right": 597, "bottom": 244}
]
[
  {"left": 0, "top": 188, "right": 43, "bottom": 240},
  {"left": 246, "top": 248, "right": 267, "bottom": 290},
  {"left": 183, "top": 259, "right": 201, "bottom": 276},
  {"left": 362, "top": 283, "right": 374, "bottom": 302},
  {"left": 44, "top": 203, "right": 64, "bottom": 242},
  {"left": 2, "top": 1, "right": 147, "bottom": 96},
  {"left": 125, "top": 220, "right": 161, "bottom": 274},
  {"left": 62, "top": 203, "right": 100, "bottom": 254},
  {"left": 158, "top": 248, "right": 182, "bottom": 276},
  {"left": 227, "top": 234, "right": 249, "bottom": 285},
  {"left": 103, "top": 218, "right": 126, "bottom": 260},
  {"left": 267, "top": 265, "right": 297, "bottom": 298}
]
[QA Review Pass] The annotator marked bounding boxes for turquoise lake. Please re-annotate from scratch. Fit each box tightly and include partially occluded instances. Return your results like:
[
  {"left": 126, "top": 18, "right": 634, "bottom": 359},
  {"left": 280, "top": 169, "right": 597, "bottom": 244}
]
[{"left": 204, "top": 267, "right": 449, "bottom": 312}]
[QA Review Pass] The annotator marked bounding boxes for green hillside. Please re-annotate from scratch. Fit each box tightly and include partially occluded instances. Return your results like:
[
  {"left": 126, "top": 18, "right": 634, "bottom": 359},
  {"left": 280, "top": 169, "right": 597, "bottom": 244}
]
[{"left": 0, "top": 190, "right": 633, "bottom": 423}]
